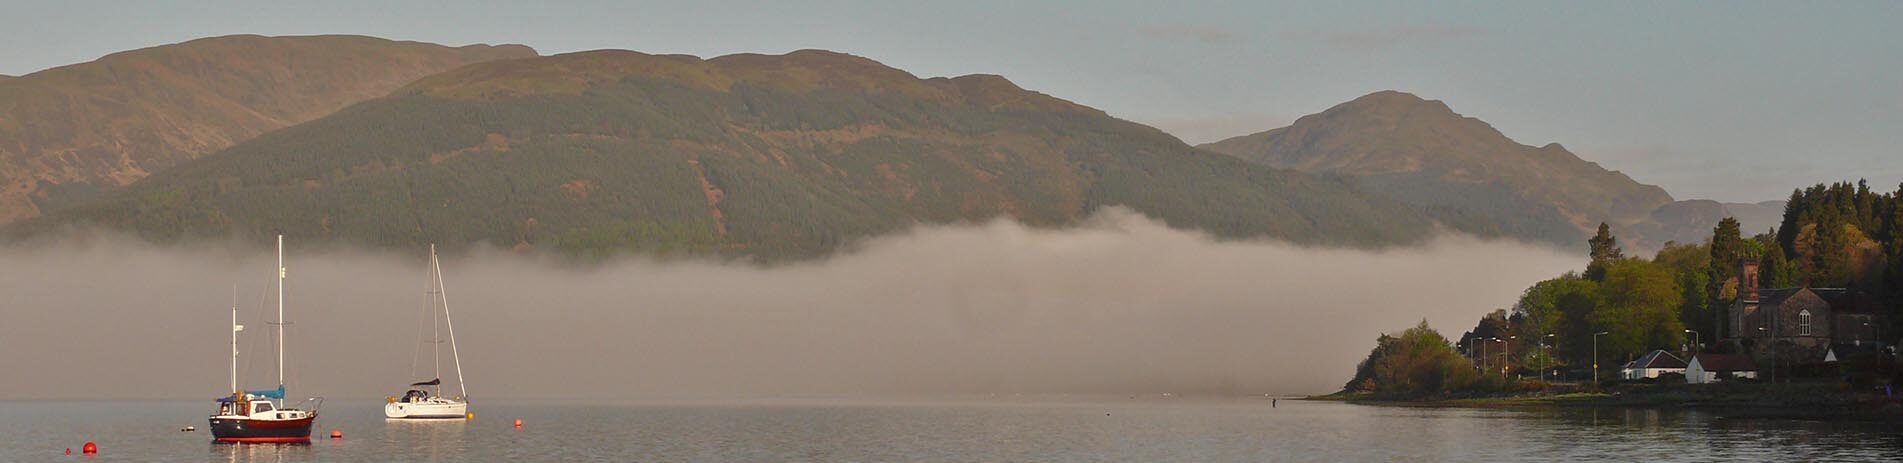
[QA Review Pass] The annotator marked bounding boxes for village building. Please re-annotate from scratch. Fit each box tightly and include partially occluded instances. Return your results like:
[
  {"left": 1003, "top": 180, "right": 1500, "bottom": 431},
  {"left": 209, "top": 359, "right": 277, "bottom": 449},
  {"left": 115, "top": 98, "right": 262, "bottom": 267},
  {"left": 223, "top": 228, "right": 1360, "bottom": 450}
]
[
  {"left": 1686, "top": 353, "right": 1758, "bottom": 383},
  {"left": 1724, "top": 261, "right": 1884, "bottom": 362},
  {"left": 1620, "top": 350, "right": 1686, "bottom": 380}
]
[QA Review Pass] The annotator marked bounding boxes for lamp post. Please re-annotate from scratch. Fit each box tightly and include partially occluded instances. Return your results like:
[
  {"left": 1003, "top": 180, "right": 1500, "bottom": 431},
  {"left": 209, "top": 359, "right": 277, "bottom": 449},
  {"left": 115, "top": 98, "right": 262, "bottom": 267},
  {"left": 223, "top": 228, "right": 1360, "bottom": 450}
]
[
  {"left": 1540, "top": 333, "right": 1555, "bottom": 382},
  {"left": 1759, "top": 326, "right": 1775, "bottom": 383},
  {"left": 1684, "top": 329, "right": 1699, "bottom": 353},
  {"left": 1592, "top": 331, "right": 1610, "bottom": 385},
  {"left": 1483, "top": 338, "right": 1498, "bottom": 373},
  {"left": 1469, "top": 339, "right": 1484, "bottom": 371},
  {"left": 1504, "top": 335, "right": 1517, "bottom": 376}
]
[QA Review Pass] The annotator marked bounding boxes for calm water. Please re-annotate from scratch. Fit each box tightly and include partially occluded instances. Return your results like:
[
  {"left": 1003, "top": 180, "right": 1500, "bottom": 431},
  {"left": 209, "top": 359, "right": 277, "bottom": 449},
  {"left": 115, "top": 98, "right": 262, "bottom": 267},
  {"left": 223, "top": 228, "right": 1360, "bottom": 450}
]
[{"left": 3, "top": 397, "right": 1901, "bottom": 462}]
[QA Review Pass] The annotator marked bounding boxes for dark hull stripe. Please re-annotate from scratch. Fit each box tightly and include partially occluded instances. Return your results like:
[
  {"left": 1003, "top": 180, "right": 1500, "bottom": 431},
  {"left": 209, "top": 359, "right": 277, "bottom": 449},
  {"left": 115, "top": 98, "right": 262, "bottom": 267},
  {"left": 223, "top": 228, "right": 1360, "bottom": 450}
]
[{"left": 209, "top": 416, "right": 316, "bottom": 442}]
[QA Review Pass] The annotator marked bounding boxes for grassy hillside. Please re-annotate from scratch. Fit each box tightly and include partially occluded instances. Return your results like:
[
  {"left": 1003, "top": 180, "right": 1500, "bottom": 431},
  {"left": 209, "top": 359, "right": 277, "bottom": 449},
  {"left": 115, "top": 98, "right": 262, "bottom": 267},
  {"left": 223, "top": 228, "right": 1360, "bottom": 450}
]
[
  {"left": 14, "top": 50, "right": 1435, "bottom": 260},
  {"left": 1202, "top": 91, "right": 1678, "bottom": 251},
  {"left": 0, "top": 35, "right": 535, "bottom": 223}
]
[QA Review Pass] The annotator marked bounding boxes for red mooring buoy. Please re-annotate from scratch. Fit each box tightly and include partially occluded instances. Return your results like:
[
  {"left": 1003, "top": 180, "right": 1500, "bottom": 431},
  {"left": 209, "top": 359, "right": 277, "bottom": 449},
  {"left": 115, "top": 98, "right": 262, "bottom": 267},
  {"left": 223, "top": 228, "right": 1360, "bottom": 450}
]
[
  {"left": 330, "top": 430, "right": 343, "bottom": 439},
  {"left": 82, "top": 441, "right": 98, "bottom": 454},
  {"left": 513, "top": 418, "right": 523, "bottom": 428},
  {"left": 65, "top": 448, "right": 71, "bottom": 455}
]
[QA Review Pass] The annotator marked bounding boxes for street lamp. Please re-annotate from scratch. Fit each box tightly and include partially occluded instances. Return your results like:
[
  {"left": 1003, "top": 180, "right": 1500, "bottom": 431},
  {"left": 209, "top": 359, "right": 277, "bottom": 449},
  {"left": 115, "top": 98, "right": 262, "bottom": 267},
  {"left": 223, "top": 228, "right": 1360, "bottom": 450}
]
[
  {"left": 1759, "top": 326, "right": 1775, "bottom": 383},
  {"left": 1540, "top": 333, "right": 1555, "bottom": 382},
  {"left": 1469, "top": 339, "right": 1484, "bottom": 373},
  {"left": 1505, "top": 335, "right": 1517, "bottom": 376},
  {"left": 1684, "top": 329, "right": 1699, "bottom": 353},
  {"left": 1592, "top": 331, "right": 1610, "bottom": 385}
]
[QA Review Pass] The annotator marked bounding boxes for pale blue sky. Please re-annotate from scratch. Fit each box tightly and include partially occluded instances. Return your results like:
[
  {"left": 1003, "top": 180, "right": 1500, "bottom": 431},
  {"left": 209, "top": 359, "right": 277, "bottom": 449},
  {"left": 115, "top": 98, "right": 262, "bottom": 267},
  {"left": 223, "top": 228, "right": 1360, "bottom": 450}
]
[{"left": 5, "top": 0, "right": 1898, "bottom": 202}]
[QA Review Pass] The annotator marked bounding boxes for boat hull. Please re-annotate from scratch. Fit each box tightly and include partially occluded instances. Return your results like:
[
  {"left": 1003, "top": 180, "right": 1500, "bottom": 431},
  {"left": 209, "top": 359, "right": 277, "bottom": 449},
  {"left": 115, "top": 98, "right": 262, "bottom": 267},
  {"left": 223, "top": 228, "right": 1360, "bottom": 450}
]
[
  {"left": 385, "top": 401, "right": 467, "bottom": 420},
  {"left": 209, "top": 415, "right": 316, "bottom": 443}
]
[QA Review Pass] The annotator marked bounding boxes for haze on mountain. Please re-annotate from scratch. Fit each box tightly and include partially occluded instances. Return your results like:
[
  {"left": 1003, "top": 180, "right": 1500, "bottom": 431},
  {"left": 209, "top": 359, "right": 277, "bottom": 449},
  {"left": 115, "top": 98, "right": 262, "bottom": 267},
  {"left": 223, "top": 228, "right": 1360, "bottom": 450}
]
[
  {"left": 0, "top": 35, "right": 535, "bottom": 224},
  {"left": 12, "top": 48, "right": 1437, "bottom": 260},
  {"left": 1201, "top": 91, "right": 1782, "bottom": 254}
]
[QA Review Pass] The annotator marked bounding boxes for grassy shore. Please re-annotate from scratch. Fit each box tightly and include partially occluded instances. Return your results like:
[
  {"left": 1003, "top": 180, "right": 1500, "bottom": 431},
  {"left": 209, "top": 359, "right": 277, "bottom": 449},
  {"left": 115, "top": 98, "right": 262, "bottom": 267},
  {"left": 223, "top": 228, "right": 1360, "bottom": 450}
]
[{"left": 1311, "top": 382, "right": 1903, "bottom": 420}]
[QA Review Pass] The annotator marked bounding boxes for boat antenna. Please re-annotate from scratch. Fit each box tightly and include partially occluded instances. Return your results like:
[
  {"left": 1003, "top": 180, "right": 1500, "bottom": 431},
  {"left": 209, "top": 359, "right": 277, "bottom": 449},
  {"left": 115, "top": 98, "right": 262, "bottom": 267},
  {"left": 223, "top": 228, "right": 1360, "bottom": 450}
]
[{"left": 435, "top": 244, "right": 469, "bottom": 400}]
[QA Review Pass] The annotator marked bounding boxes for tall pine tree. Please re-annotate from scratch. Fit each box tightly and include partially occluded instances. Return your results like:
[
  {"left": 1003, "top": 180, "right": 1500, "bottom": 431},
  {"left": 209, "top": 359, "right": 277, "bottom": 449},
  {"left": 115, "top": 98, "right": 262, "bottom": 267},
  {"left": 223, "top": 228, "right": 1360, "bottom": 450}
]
[
  {"left": 1706, "top": 217, "right": 1743, "bottom": 339},
  {"left": 1586, "top": 223, "right": 1623, "bottom": 281}
]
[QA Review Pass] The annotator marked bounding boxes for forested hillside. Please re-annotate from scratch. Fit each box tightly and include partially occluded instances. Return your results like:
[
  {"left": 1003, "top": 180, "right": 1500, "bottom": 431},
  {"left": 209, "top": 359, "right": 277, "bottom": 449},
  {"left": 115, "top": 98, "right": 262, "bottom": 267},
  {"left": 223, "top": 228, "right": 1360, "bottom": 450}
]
[
  {"left": 0, "top": 35, "right": 535, "bottom": 223},
  {"left": 12, "top": 49, "right": 1436, "bottom": 260}
]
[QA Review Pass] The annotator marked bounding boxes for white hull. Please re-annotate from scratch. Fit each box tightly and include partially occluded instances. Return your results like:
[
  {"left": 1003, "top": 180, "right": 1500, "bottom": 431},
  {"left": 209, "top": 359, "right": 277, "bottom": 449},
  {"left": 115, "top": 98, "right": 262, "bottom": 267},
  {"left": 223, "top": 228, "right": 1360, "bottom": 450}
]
[{"left": 384, "top": 399, "right": 467, "bottom": 419}]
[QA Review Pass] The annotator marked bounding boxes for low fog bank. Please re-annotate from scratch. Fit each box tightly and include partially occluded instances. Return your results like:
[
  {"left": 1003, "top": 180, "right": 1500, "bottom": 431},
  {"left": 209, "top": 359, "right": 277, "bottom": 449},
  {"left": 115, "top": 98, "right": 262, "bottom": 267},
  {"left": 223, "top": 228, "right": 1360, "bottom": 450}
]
[{"left": 0, "top": 209, "right": 1579, "bottom": 399}]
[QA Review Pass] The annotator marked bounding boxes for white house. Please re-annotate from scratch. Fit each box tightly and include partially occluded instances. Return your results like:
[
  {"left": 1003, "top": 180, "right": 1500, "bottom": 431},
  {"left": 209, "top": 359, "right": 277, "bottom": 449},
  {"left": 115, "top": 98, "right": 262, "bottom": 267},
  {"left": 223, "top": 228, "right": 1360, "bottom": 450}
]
[
  {"left": 1621, "top": 350, "right": 1687, "bottom": 380},
  {"left": 1686, "top": 353, "right": 1758, "bottom": 384}
]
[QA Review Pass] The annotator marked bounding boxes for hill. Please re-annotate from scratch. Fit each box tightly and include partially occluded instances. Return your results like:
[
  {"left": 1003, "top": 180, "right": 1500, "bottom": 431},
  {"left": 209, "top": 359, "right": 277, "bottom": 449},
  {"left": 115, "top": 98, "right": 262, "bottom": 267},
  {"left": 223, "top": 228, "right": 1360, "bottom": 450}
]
[
  {"left": 1201, "top": 91, "right": 1711, "bottom": 252},
  {"left": 14, "top": 49, "right": 1436, "bottom": 260},
  {"left": 0, "top": 35, "right": 536, "bottom": 223},
  {"left": 1626, "top": 200, "right": 1786, "bottom": 247}
]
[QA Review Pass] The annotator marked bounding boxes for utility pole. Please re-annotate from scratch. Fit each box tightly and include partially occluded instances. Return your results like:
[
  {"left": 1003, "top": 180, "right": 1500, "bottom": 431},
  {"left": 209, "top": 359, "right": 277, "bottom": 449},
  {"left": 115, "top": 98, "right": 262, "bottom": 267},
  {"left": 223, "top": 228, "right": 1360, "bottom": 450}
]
[{"left": 1593, "top": 331, "right": 1610, "bottom": 385}]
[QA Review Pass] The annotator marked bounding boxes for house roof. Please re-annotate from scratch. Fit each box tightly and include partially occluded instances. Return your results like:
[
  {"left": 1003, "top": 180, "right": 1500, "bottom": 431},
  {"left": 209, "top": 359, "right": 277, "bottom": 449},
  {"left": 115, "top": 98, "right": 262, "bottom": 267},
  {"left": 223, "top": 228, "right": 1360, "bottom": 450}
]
[
  {"left": 1757, "top": 287, "right": 1878, "bottom": 313},
  {"left": 1627, "top": 350, "right": 1687, "bottom": 369},
  {"left": 1757, "top": 288, "right": 1804, "bottom": 307},
  {"left": 1690, "top": 353, "right": 1756, "bottom": 372}
]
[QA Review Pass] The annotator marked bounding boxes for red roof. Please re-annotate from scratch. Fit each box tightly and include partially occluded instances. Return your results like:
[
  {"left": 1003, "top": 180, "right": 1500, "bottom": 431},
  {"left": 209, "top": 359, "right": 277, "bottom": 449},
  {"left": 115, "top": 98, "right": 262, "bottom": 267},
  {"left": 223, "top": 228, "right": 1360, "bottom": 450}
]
[{"left": 1691, "top": 353, "right": 1756, "bottom": 372}]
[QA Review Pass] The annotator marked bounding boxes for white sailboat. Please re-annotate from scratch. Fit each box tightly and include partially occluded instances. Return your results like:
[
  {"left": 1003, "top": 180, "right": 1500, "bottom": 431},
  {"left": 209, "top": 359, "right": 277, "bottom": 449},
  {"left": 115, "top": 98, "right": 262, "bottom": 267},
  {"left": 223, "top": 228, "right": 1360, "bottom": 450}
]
[{"left": 385, "top": 244, "right": 470, "bottom": 420}]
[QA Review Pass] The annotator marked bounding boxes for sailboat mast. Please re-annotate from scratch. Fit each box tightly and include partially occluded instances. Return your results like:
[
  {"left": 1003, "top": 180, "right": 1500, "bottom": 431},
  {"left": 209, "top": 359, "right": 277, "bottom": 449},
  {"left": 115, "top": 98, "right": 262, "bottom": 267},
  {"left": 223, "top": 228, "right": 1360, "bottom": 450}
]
[
  {"left": 231, "top": 286, "right": 239, "bottom": 394},
  {"left": 431, "top": 244, "right": 441, "bottom": 387},
  {"left": 434, "top": 245, "right": 469, "bottom": 399},
  {"left": 276, "top": 234, "right": 285, "bottom": 390}
]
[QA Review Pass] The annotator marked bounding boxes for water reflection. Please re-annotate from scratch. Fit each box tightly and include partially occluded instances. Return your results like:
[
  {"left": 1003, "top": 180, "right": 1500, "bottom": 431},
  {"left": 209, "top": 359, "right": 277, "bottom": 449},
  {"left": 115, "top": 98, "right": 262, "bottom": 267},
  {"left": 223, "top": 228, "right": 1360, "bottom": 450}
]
[
  {"left": 383, "top": 419, "right": 468, "bottom": 459},
  {"left": 210, "top": 441, "right": 309, "bottom": 462},
  {"left": 7, "top": 399, "right": 1903, "bottom": 462}
]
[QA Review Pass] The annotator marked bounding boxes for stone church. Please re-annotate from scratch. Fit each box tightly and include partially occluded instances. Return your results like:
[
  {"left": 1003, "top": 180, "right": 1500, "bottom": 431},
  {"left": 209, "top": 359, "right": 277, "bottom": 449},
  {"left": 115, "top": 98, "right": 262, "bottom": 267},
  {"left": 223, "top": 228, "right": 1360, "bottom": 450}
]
[{"left": 1726, "top": 261, "right": 1884, "bottom": 361}]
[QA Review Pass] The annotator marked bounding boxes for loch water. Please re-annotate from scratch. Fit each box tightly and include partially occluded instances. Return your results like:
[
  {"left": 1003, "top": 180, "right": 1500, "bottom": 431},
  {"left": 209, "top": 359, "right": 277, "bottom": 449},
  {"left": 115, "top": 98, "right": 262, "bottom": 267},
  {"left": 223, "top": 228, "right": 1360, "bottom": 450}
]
[{"left": 3, "top": 397, "right": 1900, "bottom": 462}]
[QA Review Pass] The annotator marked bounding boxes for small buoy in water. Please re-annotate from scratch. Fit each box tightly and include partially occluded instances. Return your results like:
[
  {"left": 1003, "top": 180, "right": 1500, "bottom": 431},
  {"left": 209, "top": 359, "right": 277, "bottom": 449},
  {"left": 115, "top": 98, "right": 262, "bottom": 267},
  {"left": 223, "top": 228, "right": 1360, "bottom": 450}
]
[
  {"left": 330, "top": 430, "right": 343, "bottom": 439},
  {"left": 180, "top": 425, "right": 196, "bottom": 432},
  {"left": 82, "top": 441, "right": 98, "bottom": 454},
  {"left": 513, "top": 418, "right": 522, "bottom": 428},
  {"left": 65, "top": 448, "right": 71, "bottom": 455},
  {"left": 466, "top": 412, "right": 474, "bottom": 420}
]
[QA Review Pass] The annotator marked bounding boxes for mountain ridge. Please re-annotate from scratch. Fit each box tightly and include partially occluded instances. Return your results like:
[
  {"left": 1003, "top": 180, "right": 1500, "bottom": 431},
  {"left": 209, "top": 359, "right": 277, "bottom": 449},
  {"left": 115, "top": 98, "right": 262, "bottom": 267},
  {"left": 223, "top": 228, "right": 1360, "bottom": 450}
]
[
  {"left": 14, "top": 49, "right": 1437, "bottom": 260},
  {"left": 0, "top": 34, "right": 536, "bottom": 223},
  {"left": 1200, "top": 90, "right": 1735, "bottom": 253}
]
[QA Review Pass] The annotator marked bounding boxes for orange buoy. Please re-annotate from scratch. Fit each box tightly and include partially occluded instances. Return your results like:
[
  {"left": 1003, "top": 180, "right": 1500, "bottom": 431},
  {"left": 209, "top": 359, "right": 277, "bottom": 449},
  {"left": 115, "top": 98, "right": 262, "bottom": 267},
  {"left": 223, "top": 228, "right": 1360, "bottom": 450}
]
[
  {"left": 82, "top": 441, "right": 97, "bottom": 454},
  {"left": 330, "top": 430, "right": 343, "bottom": 439},
  {"left": 513, "top": 418, "right": 522, "bottom": 428}
]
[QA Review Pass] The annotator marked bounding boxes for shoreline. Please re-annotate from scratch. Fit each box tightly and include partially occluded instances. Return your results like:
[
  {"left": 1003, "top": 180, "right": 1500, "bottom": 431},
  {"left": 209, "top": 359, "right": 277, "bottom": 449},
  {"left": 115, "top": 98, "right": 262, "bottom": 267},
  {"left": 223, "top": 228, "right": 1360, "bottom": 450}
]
[{"left": 1309, "top": 385, "right": 1903, "bottom": 421}]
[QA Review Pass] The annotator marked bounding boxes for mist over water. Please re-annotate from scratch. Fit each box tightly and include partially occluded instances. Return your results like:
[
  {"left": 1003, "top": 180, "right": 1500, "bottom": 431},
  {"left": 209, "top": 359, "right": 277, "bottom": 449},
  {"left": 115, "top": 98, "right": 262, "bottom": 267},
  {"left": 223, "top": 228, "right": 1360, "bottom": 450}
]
[{"left": 0, "top": 209, "right": 1579, "bottom": 400}]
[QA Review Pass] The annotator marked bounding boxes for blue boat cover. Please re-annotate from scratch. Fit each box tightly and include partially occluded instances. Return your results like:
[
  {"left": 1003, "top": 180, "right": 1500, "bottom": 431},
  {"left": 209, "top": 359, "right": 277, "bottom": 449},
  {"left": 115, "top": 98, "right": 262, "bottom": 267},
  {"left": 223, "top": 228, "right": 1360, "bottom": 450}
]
[{"left": 245, "top": 385, "right": 286, "bottom": 399}]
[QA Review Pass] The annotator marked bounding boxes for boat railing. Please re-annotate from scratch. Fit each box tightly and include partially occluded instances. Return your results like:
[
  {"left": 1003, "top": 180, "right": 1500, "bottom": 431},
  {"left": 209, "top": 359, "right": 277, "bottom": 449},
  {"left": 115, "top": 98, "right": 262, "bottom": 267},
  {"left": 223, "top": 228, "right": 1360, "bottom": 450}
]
[{"left": 296, "top": 397, "right": 324, "bottom": 412}]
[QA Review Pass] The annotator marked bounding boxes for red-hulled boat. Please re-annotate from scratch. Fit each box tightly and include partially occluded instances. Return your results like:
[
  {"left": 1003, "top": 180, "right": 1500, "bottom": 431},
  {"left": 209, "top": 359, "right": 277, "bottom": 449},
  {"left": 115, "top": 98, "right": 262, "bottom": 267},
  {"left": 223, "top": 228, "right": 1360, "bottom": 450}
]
[
  {"left": 210, "top": 392, "right": 318, "bottom": 443},
  {"left": 210, "top": 235, "right": 320, "bottom": 443}
]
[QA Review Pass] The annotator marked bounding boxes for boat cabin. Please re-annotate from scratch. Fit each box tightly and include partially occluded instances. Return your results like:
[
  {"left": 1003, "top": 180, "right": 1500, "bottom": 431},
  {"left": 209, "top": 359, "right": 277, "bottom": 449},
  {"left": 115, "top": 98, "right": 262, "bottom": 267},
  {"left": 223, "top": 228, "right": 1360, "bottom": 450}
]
[
  {"left": 213, "top": 396, "right": 276, "bottom": 417},
  {"left": 212, "top": 395, "right": 312, "bottom": 420},
  {"left": 400, "top": 388, "right": 433, "bottom": 403}
]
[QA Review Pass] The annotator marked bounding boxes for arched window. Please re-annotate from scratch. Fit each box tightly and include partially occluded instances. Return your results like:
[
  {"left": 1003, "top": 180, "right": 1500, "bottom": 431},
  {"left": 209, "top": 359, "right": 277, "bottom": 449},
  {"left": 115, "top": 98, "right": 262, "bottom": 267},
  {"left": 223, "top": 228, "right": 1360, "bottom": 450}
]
[{"left": 1798, "top": 310, "right": 1812, "bottom": 336}]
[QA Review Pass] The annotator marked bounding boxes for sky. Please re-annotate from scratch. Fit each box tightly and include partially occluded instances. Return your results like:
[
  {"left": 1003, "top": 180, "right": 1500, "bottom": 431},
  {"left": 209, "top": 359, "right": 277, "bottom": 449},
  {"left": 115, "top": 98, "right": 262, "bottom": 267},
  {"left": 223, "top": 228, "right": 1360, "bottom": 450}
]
[{"left": 3, "top": 0, "right": 1898, "bottom": 202}]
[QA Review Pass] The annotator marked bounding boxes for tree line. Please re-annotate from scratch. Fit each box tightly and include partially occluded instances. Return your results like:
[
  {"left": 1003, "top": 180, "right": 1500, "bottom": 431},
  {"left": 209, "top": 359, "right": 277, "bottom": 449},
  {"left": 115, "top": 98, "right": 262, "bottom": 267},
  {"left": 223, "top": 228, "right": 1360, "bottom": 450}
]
[{"left": 1345, "top": 180, "right": 1903, "bottom": 395}]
